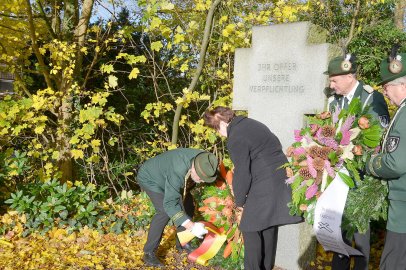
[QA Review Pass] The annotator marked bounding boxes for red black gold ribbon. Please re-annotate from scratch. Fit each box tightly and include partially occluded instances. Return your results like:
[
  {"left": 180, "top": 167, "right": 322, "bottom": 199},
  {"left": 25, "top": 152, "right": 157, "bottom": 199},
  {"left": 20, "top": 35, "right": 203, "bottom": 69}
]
[{"left": 177, "top": 222, "right": 227, "bottom": 266}]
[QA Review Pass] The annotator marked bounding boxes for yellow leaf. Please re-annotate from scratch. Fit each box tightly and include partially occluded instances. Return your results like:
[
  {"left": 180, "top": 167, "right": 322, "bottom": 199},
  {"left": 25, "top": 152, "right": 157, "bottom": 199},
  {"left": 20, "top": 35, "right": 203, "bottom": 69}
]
[
  {"left": 167, "top": 144, "right": 177, "bottom": 150},
  {"left": 91, "top": 139, "right": 101, "bottom": 148},
  {"left": 80, "top": 47, "right": 88, "bottom": 54},
  {"left": 126, "top": 55, "right": 147, "bottom": 64},
  {"left": 1, "top": 214, "right": 13, "bottom": 225},
  {"left": 175, "top": 97, "right": 184, "bottom": 105},
  {"left": 174, "top": 33, "right": 185, "bottom": 44},
  {"left": 150, "top": 17, "right": 162, "bottom": 30},
  {"left": 91, "top": 92, "right": 108, "bottom": 106},
  {"left": 101, "top": 64, "right": 115, "bottom": 74},
  {"left": 87, "top": 154, "right": 100, "bottom": 163},
  {"left": 222, "top": 24, "right": 236, "bottom": 37},
  {"left": 199, "top": 95, "right": 210, "bottom": 100},
  {"left": 39, "top": 47, "right": 46, "bottom": 55},
  {"left": 188, "top": 21, "right": 198, "bottom": 30},
  {"left": 70, "top": 136, "right": 80, "bottom": 144},
  {"left": 164, "top": 103, "right": 173, "bottom": 110},
  {"left": 19, "top": 214, "right": 27, "bottom": 224},
  {"left": 160, "top": 25, "right": 172, "bottom": 38},
  {"left": 108, "top": 75, "right": 118, "bottom": 88},
  {"left": 34, "top": 125, "right": 45, "bottom": 134},
  {"left": 151, "top": 41, "right": 163, "bottom": 52},
  {"left": 71, "top": 149, "right": 84, "bottom": 159},
  {"left": 0, "top": 239, "right": 13, "bottom": 247},
  {"left": 108, "top": 137, "right": 118, "bottom": 146},
  {"left": 129, "top": 68, "right": 140, "bottom": 79},
  {"left": 160, "top": 2, "right": 174, "bottom": 10},
  {"left": 180, "top": 63, "right": 188, "bottom": 72},
  {"left": 219, "top": 15, "right": 228, "bottom": 24},
  {"left": 44, "top": 162, "right": 53, "bottom": 170}
]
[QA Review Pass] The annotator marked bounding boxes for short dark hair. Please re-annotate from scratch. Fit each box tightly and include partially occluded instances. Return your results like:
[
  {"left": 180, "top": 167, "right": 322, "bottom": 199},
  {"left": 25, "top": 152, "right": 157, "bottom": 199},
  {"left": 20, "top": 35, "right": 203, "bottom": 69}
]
[{"left": 203, "top": 106, "right": 235, "bottom": 130}]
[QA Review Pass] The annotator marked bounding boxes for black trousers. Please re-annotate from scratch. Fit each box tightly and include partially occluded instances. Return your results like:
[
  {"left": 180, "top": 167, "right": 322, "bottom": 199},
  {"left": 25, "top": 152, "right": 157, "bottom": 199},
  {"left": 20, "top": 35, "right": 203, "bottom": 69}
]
[
  {"left": 380, "top": 230, "right": 406, "bottom": 270},
  {"left": 331, "top": 228, "right": 370, "bottom": 270},
  {"left": 142, "top": 188, "right": 194, "bottom": 253},
  {"left": 241, "top": 226, "right": 278, "bottom": 270}
]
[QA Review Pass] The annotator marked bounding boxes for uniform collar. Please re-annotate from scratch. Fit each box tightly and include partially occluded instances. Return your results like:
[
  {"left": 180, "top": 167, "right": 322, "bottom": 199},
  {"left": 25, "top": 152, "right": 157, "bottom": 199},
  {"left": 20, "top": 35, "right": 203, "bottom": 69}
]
[
  {"left": 400, "top": 97, "right": 406, "bottom": 107},
  {"left": 344, "top": 80, "right": 359, "bottom": 103}
]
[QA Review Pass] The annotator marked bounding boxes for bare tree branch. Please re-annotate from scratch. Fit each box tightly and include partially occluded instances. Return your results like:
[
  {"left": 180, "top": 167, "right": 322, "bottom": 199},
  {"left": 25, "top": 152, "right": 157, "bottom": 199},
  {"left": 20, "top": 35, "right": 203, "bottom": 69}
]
[
  {"left": 35, "top": 0, "right": 57, "bottom": 39},
  {"left": 171, "top": 0, "right": 222, "bottom": 145},
  {"left": 25, "top": 0, "right": 53, "bottom": 88},
  {"left": 73, "top": 0, "right": 94, "bottom": 78},
  {"left": 344, "top": 0, "right": 361, "bottom": 49},
  {"left": 0, "top": 24, "right": 25, "bottom": 33}
]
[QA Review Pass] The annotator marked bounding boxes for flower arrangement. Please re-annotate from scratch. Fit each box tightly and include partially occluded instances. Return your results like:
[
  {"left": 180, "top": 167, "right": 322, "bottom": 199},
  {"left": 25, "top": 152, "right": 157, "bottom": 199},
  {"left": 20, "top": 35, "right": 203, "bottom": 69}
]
[
  {"left": 284, "top": 98, "right": 388, "bottom": 235},
  {"left": 195, "top": 162, "right": 244, "bottom": 264}
]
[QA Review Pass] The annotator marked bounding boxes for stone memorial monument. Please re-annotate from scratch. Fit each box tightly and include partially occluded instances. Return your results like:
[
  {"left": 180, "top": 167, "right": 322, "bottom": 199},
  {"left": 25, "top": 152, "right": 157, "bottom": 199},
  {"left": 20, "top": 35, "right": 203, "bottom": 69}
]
[{"left": 232, "top": 21, "right": 340, "bottom": 269}]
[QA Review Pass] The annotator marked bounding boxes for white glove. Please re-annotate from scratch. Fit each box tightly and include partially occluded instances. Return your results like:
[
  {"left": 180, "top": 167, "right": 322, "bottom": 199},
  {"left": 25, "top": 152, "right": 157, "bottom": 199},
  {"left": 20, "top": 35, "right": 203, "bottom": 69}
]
[{"left": 191, "top": 222, "right": 208, "bottom": 239}]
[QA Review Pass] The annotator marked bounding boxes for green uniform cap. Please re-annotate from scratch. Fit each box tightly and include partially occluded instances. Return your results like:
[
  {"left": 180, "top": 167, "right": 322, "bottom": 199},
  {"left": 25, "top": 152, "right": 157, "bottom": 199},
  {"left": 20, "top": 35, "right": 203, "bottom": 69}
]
[
  {"left": 378, "top": 53, "right": 406, "bottom": 85},
  {"left": 193, "top": 152, "right": 218, "bottom": 183},
  {"left": 324, "top": 56, "right": 357, "bottom": 76}
]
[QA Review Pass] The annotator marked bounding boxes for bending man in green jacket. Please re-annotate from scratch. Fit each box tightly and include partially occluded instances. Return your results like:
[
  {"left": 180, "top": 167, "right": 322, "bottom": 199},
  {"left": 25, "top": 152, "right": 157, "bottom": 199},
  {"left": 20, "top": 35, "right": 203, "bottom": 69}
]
[{"left": 137, "top": 148, "right": 218, "bottom": 267}]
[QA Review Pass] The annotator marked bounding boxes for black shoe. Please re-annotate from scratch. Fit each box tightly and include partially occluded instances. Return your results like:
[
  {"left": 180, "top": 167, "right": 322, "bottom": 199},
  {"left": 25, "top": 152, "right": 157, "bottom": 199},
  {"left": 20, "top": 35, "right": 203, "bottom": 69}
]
[
  {"left": 177, "top": 243, "right": 194, "bottom": 254},
  {"left": 143, "top": 252, "right": 164, "bottom": 267}
]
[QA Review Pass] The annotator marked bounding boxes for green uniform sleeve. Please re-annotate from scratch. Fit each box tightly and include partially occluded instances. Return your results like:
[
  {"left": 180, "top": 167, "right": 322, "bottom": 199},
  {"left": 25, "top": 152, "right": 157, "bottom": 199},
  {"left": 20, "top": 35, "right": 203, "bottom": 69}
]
[
  {"left": 163, "top": 171, "right": 189, "bottom": 227},
  {"left": 367, "top": 112, "right": 406, "bottom": 179},
  {"left": 369, "top": 91, "right": 390, "bottom": 128}
]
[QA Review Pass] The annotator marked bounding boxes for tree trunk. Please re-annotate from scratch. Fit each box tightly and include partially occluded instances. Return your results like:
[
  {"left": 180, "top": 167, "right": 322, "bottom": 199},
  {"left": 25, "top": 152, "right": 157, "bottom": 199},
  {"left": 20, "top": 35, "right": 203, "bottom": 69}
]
[
  {"left": 57, "top": 79, "right": 74, "bottom": 182},
  {"left": 394, "top": 0, "right": 405, "bottom": 31},
  {"left": 58, "top": 0, "right": 94, "bottom": 182},
  {"left": 74, "top": 0, "right": 94, "bottom": 77}
]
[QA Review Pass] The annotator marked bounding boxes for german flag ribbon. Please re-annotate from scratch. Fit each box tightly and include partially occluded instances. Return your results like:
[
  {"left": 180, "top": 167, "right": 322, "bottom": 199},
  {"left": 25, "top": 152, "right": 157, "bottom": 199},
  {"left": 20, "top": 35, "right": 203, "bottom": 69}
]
[{"left": 177, "top": 222, "right": 227, "bottom": 266}]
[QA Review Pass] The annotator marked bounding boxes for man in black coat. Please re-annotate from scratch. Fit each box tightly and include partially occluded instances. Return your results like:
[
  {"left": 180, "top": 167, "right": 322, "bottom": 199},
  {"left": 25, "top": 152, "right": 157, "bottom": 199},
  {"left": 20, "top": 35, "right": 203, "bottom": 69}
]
[{"left": 204, "top": 106, "right": 302, "bottom": 270}]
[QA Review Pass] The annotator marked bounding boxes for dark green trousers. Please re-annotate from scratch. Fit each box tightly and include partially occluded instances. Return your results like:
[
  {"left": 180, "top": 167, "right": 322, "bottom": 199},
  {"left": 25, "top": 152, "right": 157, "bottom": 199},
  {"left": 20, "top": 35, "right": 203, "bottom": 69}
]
[
  {"left": 142, "top": 188, "right": 194, "bottom": 253},
  {"left": 380, "top": 230, "right": 406, "bottom": 270}
]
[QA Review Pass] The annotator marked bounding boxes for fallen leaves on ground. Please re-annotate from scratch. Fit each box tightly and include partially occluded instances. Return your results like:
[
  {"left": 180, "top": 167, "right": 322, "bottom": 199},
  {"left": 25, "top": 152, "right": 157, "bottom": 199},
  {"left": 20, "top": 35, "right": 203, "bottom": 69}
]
[
  {"left": 0, "top": 225, "right": 385, "bottom": 269},
  {"left": 0, "top": 226, "right": 221, "bottom": 270},
  {"left": 307, "top": 229, "right": 385, "bottom": 270}
]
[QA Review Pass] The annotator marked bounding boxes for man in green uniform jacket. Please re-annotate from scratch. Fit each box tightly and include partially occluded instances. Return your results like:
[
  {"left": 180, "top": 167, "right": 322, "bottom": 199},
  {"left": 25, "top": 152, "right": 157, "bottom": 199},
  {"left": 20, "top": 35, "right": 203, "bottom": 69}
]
[
  {"left": 327, "top": 55, "right": 390, "bottom": 127},
  {"left": 325, "top": 54, "right": 390, "bottom": 270},
  {"left": 137, "top": 148, "right": 218, "bottom": 267},
  {"left": 367, "top": 51, "right": 406, "bottom": 270}
]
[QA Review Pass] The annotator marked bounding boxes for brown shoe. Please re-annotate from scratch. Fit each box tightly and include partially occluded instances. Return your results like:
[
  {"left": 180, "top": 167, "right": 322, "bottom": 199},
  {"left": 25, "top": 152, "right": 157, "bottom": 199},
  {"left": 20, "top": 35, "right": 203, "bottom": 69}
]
[{"left": 143, "top": 252, "right": 164, "bottom": 267}]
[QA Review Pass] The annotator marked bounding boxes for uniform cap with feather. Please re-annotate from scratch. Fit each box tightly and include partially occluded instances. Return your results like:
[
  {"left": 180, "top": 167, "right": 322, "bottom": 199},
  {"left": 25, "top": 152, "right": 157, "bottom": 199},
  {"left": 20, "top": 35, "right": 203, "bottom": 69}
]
[
  {"left": 324, "top": 53, "right": 357, "bottom": 76},
  {"left": 378, "top": 45, "right": 406, "bottom": 85}
]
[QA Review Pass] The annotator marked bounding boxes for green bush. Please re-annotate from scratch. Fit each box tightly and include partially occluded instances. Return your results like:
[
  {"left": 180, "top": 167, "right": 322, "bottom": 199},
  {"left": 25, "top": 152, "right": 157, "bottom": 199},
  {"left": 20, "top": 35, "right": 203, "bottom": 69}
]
[{"left": 2, "top": 180, "right": 155, "bottom": 236}]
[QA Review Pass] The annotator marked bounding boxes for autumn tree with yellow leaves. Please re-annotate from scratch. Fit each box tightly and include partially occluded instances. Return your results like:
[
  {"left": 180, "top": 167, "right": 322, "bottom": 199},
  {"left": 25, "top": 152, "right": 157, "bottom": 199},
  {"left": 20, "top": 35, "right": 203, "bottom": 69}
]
[
  {"left": 0, "top": 0, "right": 133, "bottom": 198},
  {"left": 0, "top": 0, "right": 312, "bottom": 193},
  {"left": 0, "top": 0, "right": 404, "bottom": 269}
]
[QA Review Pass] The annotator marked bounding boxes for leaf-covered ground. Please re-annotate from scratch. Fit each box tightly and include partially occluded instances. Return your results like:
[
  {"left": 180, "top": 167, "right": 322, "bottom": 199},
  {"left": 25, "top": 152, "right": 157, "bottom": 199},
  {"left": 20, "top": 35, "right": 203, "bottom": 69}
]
[
  {"left": 305, "top": 228, "right": 384, "bottom": 270},
  {"left": 0, "top": 225, "right": 384, "bottom": 269}
]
